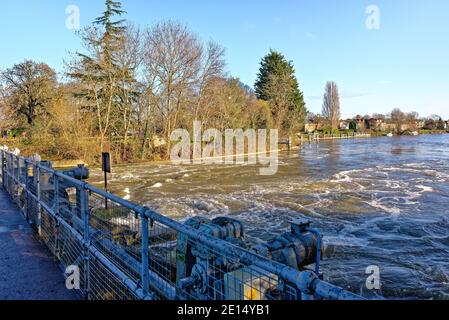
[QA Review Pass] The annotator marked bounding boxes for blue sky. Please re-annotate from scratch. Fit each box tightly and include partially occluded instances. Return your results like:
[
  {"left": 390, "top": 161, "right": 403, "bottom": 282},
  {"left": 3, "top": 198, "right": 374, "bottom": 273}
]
[{"left": 1, "top": 0, "right": 448, "bottom": 118}]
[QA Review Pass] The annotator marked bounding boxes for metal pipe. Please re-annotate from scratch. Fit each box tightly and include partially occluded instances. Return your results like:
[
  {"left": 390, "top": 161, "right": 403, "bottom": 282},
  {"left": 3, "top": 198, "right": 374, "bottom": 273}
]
[{"left": 306, "top": 227, "right": 322, "bottom": 275}]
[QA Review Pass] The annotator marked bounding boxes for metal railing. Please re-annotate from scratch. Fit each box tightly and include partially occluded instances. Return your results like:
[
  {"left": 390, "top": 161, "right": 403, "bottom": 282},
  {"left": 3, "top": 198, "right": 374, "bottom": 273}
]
[{"left": 0, "top": 148, "right": 363, "bottom": 301}]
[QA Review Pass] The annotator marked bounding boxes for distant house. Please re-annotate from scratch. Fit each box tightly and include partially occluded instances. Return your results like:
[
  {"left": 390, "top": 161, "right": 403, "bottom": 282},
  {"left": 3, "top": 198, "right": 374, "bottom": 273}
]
[
  {"left": 415, "top": 120, "right": 425, "bottom": 130},
  {"left": 400, "top": 124, "right": 411, "bottom": 132},
  {"left": 383, "top": 122, "right": 397, "bottom": 132},
  {"left": 368, "top": 118, "right": 385, "bottom": 131},
  {"left": 339, "top": 120, "right": 351, "bottom": 131},
  {"left": 304, "top": 115, "right": 327, "bottom": 133},
  {"left": 304, "top": 123, "right": 318, "bottom": 133}
]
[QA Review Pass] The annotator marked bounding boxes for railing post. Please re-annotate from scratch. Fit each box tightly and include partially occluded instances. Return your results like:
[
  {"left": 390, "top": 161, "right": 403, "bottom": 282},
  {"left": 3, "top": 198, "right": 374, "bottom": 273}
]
[
  {"left": 1, "top": 150, "right": 5, "bottom": 189},
  {"left": 6, "top": 153, "right": 11, "bottom": 194},
  {"left": 54, "top": 174, "right": 59, "bottom": 215},
  {"left": 79, "top": 184, "right": 91, "bottom": 299},
  {"left": 36, "top": 166, "right": 42, "bottom": 236},
  {"left": 23, "top": 160, "right": 29, "bottom": 221},
  {"left": 15, "top": 155, "right": 19, "bottom": 186},
  {"left": 141, "top": 210, "right": 150, "bottom": 296}
]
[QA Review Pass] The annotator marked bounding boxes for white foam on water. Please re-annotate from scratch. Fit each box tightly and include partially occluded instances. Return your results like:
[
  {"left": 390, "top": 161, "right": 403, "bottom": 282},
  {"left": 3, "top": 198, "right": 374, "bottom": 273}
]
[
  {"left": 332, "top": 172, "right": 353, "bottom": 183},
  {"left": 122, "top": 187, "right": 131, "bottom": 200},
  {"left": 151, "top": 183, "right": 163, "bottom": 188},
  {"left": 119, "top": 173, "right": 136, "bottom": 180},
  {"left": 366, "top": 199, "right": 401, "bottom": 215},
  {"left": 416, "top": 185, "right": 434, "bottom": 193}
]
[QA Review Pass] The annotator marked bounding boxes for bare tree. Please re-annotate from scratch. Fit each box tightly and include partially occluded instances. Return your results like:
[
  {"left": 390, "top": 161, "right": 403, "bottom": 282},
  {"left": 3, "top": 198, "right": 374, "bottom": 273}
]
[
  {"left": 1, "top": 60, "right": 57, "bottom": 126},
  {"left": 143, "top": 20, "right": 203, "bottom": 155},
  {"left": 390, "top": 108, "right": 406, "bottom": 133},
  {"left": 406, "top": 111, "right": 419, "bottom": 130},
  {"left": 322, "top": 81, "right": 341, "bottom": 130},
  {"left": 114, "top": 25, "right": 143, "bottom": 148},
  {"left": 194, "top": 41, "right": 226, "bottom": 122},
  {"left": 372, "top": 113, "right": 386, "bottom": 120}
]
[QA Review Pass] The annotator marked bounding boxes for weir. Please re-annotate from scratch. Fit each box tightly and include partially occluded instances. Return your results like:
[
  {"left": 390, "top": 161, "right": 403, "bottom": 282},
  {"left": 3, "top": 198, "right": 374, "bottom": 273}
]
[{"left": 0, "top": 147, "right": 363, "bottom": 300}]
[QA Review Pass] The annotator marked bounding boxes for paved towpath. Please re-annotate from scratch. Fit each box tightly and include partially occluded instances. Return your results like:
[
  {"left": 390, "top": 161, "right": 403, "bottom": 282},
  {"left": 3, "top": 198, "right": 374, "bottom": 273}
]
[{"left": 0, "top": 187, "right": 78, "bottom": 300}]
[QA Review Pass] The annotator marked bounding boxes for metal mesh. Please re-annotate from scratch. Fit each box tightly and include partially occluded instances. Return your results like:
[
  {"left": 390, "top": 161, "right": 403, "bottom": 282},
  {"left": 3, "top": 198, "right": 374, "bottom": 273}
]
[
  {"left": 89, "top": 254, "right": 139, "bottom": 300},
  {"left": 89, "top": 194, "right": 143, "bottom": 285}
]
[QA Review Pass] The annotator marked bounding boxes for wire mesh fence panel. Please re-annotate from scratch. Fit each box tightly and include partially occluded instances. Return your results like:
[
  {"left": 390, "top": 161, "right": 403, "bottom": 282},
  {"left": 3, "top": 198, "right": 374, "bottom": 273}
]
[
  {"left": 89, "top": 193, "right": 143, "bottom": 285},
  {"left": 88, "top": 253, "right": 140, "bottom": 300},
  {"left": 26, "top": 162, "right": 40, "bottom": 229},
  {"left": 4, "top": 153, "right": 20, "bottom": 204},
  {"left": 57, "top": 220, "right": 87, "bottom": 297},
  {"left": 38, "top": 167, "right": 55, "bottom": 211},
  {"left": 41, "top": 207, "right": 59, "bottom": 254},
  {"left": 147, "top": 220, "right": 178, "bottom": 300}
]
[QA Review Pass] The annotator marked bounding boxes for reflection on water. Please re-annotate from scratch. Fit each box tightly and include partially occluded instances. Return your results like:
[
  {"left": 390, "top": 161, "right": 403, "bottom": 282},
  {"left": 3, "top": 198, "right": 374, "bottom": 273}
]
[{"left": 89, "top": 134, "right": 449, "bottom": 299}]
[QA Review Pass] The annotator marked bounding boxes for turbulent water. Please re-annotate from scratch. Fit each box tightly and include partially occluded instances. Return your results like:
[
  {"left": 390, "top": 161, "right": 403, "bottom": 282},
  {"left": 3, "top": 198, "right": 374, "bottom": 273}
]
[{"left": 89, "top": 134, "right": 449, "bottom": 300}]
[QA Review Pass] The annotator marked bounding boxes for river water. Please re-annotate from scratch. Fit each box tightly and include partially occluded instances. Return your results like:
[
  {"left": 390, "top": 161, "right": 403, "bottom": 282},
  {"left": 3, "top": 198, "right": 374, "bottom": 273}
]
[{"left": 89, "top": 134, "right": 449, "bottom": 300}]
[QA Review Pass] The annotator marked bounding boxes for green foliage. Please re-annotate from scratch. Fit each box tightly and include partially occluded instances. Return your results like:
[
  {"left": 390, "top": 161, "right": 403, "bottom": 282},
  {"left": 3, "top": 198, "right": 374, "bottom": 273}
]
[
  {"left": 332, "top": 128, "right": 341, "bottom": 135},
  {"left": 1, "top": 60, "right": 58, "bottom": 126},
  {"left": 67, "top": 0, "right": 139, "bottom": 154},
  {"left": 95, "top": 0, "right": 127, "bottom": 64},
  {"left": 254, "top": 50, "right": 306, "bottom": 133},
  {"left": 10, "top": 128, "right": 26, "bottom": 138},
  {"left": 349, "top": 121, "right": 357, "bottom": 131},
  {"left": 437, "top": 118, "right": 446, "bottom": 130}
]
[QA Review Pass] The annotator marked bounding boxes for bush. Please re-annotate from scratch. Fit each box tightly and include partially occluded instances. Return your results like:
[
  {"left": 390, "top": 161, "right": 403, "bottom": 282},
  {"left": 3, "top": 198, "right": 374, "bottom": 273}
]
[
  {"left": 318, "top": 128, "right": 343, "bottom": 135},
  {"left": 332, "top": 129, "right": 341, "bottom": 135}
]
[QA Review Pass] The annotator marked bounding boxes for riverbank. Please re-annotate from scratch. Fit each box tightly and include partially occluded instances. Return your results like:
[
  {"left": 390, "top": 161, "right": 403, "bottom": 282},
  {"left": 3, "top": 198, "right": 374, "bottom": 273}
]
[{"left": 3, "top": 130, "right": 449, "bottom": 169}]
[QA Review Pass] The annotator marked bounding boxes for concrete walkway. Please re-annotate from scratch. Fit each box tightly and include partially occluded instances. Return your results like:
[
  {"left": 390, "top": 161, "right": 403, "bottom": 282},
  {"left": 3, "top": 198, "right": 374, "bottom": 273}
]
[{"left": 0, "top": 187, "right": 78, "bottom": 300}]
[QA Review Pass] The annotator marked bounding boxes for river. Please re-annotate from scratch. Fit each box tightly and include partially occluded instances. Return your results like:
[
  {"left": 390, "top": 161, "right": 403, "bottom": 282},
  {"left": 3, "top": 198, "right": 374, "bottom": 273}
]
[{"left": 88, "top": 134, "right": 449, "bottom": 300}]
